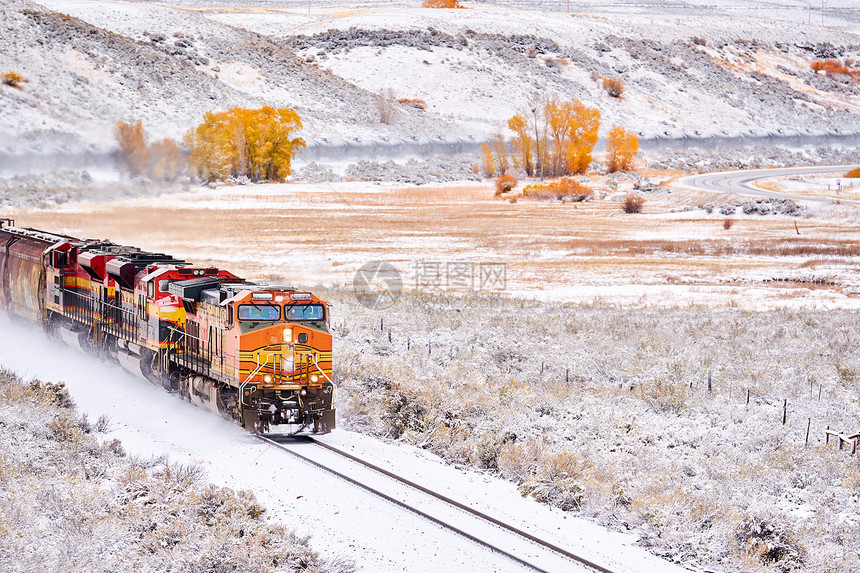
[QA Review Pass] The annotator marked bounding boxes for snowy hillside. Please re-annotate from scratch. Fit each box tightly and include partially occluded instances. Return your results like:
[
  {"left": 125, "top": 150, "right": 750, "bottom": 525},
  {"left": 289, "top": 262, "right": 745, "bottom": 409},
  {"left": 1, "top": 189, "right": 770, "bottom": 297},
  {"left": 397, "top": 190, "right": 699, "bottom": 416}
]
[{"left": 1, "top": 0, "right": 859, "bottom": 155}]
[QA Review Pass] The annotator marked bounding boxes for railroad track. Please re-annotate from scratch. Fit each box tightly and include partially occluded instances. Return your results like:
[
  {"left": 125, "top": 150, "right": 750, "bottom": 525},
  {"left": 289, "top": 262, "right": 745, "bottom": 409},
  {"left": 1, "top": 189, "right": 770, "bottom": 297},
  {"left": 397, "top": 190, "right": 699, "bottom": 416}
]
[{"left": 255, "top": 434, "right": 615, "bottom": 573}]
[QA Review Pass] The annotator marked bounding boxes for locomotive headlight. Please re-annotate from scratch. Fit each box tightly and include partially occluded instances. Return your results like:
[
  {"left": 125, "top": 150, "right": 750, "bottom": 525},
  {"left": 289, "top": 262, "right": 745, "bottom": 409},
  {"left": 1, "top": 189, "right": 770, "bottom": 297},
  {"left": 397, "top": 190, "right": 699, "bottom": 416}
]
[
  {"left": 311, "top": 375, "right": 319, "bottom": 383},
  {"left": 263, "top": 374, "right": 273, "bottom": 383},
  {"left": 283, "top": 327, "right": 292, "bottom": 342},
  {"left": 300, "top": 388, "right": 308, "bottom": 396}
]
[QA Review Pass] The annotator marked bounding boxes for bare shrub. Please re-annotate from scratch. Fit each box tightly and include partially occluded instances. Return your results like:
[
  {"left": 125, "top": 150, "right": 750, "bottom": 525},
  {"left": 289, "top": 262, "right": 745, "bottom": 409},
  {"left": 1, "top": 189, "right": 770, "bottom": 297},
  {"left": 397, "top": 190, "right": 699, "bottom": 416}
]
[
  {"left": 494, "top": 173, "right": 517, "bottom": 195},
  {"left": 48, "top": 413, "right": 80, "bottom": 442},
  {"left": 472, "top": 433, "right": 503, "bottom": 470},
  {"left": 835, "top": 360, "right": 857, "bottom": 384},
  {"left": 640, "top": 381, "right": 688, "bottom": 414},
  {"left": 723, "top": 218, "right": 735, "bottom": 230},
  {"left": 155, "top": 460, "right": 207, "bottom": 487},
  {"left": 736, "top": 515, "right": 806, "bottom": 569},
  {"left": 602, "top": 76, "right": 625, "bottom": 98},
  {"left": 376, "top": 88, "right": 397, "bottom": 124},
  {"left": 691, "top": 36, "right": 707, "bottom": 46},
  {"left": 94, "top": 414, "right": 112, "bottom": 433},
  {"left": 623, "top": 193, "right": 645, "bottom": 213},
  {"left": 498, "top": 439, "right": 543, "bottom": 483},
  {"left": 519, "top": 452, "right": 585, "bottom": 511},
  {"left": 381, "top": 383, "right": 427, "bottom": 438},
  {"left": 1, "top": 72, "right": 24, "bottom": 89}
]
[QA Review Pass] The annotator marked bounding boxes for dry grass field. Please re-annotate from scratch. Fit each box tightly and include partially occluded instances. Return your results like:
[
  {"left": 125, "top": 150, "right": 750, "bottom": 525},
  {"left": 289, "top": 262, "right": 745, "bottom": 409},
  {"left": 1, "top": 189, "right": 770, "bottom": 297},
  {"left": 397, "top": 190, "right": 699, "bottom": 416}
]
[{"left": 7, "top": 179, "right": 860, "bottom": 308}]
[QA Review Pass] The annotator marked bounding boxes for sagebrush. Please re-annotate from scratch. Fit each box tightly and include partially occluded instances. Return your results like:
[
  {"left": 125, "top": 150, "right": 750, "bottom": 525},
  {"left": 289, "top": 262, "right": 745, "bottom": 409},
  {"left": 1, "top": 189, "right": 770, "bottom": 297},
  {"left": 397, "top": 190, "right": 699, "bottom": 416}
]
[
  {"left": 0, "top": 370, "right": 347, "bottom": 573},
  {"left": 332, "top": 294, "right": 860, "bottom": 573}
]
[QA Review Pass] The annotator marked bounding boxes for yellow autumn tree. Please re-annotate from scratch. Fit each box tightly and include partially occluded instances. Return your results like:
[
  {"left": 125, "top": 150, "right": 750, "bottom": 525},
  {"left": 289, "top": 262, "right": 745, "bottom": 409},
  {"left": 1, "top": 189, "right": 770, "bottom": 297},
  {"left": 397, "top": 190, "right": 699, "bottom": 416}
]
[
  {"left": 606, "top": 125, "right": 639, "bottom": 172},
  {"left": 508, "top": 95, "right": 600, "bottom": 178},
  {"left": 507, "top": 113, "right": 533, "bottom": 176},
  {"left": 114, "top": 120, "right": 150, "bottom": 177},
  {"left": 481, "top": 143, "right": 495, "bottom": 178},
  {"left": 491, "top": 133, "right": 509, "bottom": 175},
  {"left": 184, "top": 106, "right": 305, "bottom": 182},
  {"left": 557, "top": 99, "right": 600, "bottom": 175}
]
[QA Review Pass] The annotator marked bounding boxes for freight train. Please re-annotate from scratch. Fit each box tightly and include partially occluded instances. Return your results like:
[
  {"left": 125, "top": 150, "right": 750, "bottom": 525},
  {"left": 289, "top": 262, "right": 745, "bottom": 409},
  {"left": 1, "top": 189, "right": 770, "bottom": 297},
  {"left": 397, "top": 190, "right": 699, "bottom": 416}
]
[{"left": 0, "top": 220, "right": 334, "bottom": 434}]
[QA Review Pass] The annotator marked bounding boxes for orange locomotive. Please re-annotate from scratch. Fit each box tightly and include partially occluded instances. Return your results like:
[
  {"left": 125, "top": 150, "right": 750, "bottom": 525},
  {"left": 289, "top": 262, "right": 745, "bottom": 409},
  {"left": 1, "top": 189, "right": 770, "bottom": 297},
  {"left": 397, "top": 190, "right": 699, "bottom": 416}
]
[{"left": 0, "top": 219, "right": 334, "bottom": 434}]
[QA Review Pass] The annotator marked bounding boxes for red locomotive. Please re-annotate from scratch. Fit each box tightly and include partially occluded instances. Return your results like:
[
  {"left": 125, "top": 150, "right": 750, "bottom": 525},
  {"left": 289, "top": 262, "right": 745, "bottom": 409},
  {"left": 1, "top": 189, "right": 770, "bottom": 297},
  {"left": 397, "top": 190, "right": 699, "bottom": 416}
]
[{"left": 0, "top": 219, "right": 335, "bottom": 434}]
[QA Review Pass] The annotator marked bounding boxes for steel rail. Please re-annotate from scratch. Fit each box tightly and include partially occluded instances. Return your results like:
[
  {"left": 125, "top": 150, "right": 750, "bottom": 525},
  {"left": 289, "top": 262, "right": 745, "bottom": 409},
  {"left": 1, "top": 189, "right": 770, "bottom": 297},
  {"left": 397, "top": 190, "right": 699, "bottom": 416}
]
[{"left": 255, "top": 434, "right": 614, "bottom": 573}]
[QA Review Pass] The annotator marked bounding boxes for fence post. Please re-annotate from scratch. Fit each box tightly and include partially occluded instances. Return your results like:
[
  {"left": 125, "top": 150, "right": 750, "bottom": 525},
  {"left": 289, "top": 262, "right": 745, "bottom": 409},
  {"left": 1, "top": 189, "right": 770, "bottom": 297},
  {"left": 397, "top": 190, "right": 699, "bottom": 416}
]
[
  {"left": 783, "top": 399, "right": 787, "bottom": 425},
  {"left": 707, "top": 370, "right": 712, "bottom": 393},
  {"left": 805, "top": 418, "right": 811, "bottom": 446}
]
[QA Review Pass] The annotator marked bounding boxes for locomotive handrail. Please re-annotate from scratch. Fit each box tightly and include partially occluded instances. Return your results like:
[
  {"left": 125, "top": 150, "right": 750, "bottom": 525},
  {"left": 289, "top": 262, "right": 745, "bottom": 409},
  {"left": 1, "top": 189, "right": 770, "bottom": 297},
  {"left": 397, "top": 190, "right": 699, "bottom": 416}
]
[
  {"left": 242, "top": 353, "right": 275, "bottom": 385},
  {"left": 168, "top": 326, "right": 206, "bottom": 344},
  {"left": 311, "top": 354, "right": 334, "bottom": 385}
]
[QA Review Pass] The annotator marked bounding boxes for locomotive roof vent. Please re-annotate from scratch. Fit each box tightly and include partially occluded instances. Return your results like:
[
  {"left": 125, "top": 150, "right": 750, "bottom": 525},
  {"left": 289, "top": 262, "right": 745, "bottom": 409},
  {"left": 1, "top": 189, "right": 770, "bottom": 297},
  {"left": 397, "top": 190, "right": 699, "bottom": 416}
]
[
  {"left": 169, "top": 276, "right": 223, "bottom": 301},
  {"left": 262, "top": 284, "right": 298, "bottom": 292}
]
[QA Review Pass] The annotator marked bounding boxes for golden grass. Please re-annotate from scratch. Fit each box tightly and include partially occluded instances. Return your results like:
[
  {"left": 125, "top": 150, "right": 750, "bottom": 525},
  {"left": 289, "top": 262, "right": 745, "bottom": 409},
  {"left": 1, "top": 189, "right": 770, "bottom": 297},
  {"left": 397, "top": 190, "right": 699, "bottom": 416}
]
[{"left": 9, "top": 181, "right": 860, "bottom": 306}]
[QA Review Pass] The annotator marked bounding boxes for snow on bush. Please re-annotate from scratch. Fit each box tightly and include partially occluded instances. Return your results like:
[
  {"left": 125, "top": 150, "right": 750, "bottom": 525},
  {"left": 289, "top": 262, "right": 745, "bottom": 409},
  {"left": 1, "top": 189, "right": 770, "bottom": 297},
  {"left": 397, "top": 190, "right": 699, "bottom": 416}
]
[
  {"left": 330, "top": 293, "right": 860, "bottom": 572},
  {"left": 0, "top": 369, "right": 346, "bottom": 573}
]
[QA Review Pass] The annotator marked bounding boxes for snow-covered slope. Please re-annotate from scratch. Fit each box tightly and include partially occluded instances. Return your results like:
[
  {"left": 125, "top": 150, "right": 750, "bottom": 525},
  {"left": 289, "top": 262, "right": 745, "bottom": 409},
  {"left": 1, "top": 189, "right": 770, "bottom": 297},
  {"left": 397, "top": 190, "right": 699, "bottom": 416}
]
[
  {"left": 0, "top": 313, "right": 688, "bottom": 573},
  {"left": 1, "top": 0, "right": 859, "bottom": 155}
]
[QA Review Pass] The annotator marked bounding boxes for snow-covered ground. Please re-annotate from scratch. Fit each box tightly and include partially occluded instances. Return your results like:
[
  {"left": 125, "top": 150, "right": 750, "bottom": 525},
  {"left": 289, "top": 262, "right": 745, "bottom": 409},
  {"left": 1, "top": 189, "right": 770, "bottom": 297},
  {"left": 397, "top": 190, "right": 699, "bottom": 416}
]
[
  {"left": 2, "top": 0, "right": 859, "bottom": 156},
  {"left": 0, "top": 313, "right": 687, "bottom": 573}
]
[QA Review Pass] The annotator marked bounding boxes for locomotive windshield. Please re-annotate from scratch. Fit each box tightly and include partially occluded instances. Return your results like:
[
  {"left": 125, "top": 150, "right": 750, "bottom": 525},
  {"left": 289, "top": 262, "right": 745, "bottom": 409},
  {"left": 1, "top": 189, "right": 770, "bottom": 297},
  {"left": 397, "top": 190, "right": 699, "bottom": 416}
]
[
  {"left": 238, "top": 304, "right": 281, "bottom": 321},
  {"left": 286, "top": 304, "right": 325, "bottom": 321}
]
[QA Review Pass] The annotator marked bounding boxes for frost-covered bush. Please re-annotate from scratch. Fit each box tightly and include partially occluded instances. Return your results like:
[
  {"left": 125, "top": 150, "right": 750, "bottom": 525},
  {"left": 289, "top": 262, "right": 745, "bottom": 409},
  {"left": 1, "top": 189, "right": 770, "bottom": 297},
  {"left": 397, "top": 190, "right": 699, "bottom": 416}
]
[
  {"left": 331, "top": 291, "right": 860, "bottom": 572},
  {"left": 0, "top": 370, "right": 344, "bottom": 573}
]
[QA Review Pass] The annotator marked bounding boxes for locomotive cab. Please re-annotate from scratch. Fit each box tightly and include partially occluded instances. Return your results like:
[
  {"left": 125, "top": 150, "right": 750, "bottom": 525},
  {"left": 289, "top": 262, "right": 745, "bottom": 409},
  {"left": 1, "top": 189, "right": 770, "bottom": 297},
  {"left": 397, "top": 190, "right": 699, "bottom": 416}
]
[{"left": 223, "top": 286, "right": 334, "bottom": 434}]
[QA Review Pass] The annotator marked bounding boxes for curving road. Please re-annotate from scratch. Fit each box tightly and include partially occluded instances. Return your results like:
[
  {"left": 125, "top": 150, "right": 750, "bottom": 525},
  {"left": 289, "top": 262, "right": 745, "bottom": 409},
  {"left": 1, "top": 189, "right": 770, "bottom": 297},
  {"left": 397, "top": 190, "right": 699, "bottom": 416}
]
[{"left": 678, "top": 164, "right": 860, "bottom": 205}]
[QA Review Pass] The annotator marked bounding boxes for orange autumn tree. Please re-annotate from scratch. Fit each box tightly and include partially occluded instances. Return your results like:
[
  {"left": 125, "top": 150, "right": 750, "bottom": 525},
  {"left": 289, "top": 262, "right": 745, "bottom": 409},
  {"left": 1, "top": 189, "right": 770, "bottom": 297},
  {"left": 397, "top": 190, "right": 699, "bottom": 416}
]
[
  {"left": 556, "top": 99, "right": 600, "bottom": 175},
  {"left": 184, "top": 106, "right": 305, "bottom": 182},
  {"left": 114, "top": 119, "right": 185, "bottom": 181},
  {"left": 508, "top": 95, "right": 600, "bottom": 178},
  {"left": 113, "top": 120, "right": 149, "bottom": 177},
  {"left": 480, "top": 143, "right": 495, "bottom": 177},
  {"left": 606, "top": 125, "right": 639, "bottom": 172},
  {"left": 423, "top": 0, "right": 460, "bottom": 7},
  {"left": 507, "top": 113, "right": 533, "bottom": 176}
]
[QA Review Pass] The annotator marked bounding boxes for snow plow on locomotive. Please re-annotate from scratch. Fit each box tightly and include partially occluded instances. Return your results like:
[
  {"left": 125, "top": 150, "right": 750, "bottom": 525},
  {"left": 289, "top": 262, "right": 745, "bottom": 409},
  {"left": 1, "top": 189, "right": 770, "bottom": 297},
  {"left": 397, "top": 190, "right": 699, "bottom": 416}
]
[{"left": 0, "top": 219, "right": 335, "bottom": 435}]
